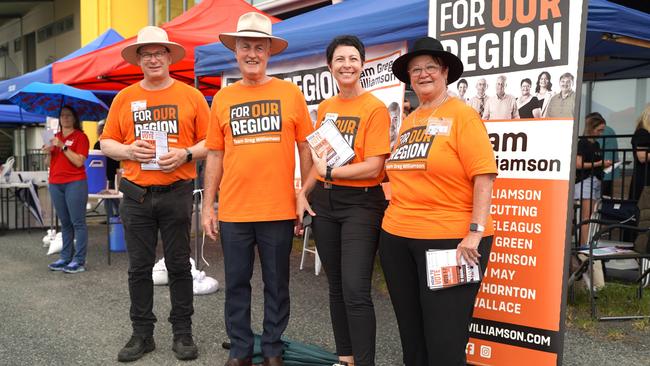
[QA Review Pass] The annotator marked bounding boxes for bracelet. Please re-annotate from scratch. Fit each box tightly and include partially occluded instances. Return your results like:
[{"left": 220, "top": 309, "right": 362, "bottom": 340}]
[{"left": 325, "top": 166, "right": 334, "bottom": 181}]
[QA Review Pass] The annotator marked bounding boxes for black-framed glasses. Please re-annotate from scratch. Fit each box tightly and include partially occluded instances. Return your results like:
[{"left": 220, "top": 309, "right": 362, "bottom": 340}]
[{"left": 138, "top": 50, "right": 168, "bottom": 61}]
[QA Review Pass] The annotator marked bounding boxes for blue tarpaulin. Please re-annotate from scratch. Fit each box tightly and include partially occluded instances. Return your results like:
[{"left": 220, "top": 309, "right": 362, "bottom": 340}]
[
  {"left": 195, "top": 0, "right": 650, "bottom": 81},
  {"left": 0, "top": 105, "right": 46, "bottom": 125},
  {"left": 194, "top": 0, "right": 427, "bottom": 76},
  {"left": 0, "top": 29, "right": 123, "bottom": 101},
  {"left": 584, "top": 0, "right": 650, "bottom": 80}
]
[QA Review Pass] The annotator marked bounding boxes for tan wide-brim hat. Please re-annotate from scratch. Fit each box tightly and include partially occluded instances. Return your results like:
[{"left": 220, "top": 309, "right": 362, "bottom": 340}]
[
  {"left": 219, "top": 12, "right": 288, "bottom": 56},
  {"left": 121, "top": 26, "right": 186, "bottom": 66}
]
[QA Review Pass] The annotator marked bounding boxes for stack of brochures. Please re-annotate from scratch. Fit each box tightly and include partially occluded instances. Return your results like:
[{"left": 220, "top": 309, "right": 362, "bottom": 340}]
[{"left": 426, "top": 249, "right": 482, "bottom": 290}]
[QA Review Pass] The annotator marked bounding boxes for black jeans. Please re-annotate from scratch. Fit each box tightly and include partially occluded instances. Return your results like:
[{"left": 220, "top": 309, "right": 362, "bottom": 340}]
[
  {"left": 378, "top": 230, "right": 492, "bottom": 366},
  {"left": 119, "top": 180, "right": 194, "bottom": 337},
  {"left": 219, "top": 220, "right": 294, "bottom": 359},
  {"left": 310, "top": 183, "right": 387, "bottom": 366}
]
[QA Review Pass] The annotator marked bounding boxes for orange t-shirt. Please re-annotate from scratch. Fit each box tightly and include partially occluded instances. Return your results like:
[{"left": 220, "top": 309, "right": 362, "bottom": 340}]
[
  {"left": 314, "top": 92, "right": 391, "bottom": 187},
  {"left": 382, "top": 97, "right": 497, "bottom": 239},
  {"left": 205, "top": 77, "right": 313, "bottom": 222},
  {"left": 101, "top": 80, "right": 209, "bottom": 186}
]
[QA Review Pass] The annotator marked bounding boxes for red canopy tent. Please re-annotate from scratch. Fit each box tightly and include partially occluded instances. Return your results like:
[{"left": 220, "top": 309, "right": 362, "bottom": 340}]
[{"left": 52, "top": 0, "right": 279, "bottom": 96}]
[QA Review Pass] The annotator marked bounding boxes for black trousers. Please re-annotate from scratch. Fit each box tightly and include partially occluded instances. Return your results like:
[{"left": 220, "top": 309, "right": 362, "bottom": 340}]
[
  {"left": 310, "top": 183, "right": 387, "bottom": 366},
  {"left": 219, "top": 220, "right": 294, "bottom": 359},
  {"left": 378, "top": 230, "right": 492, "bottom": 366},
  {"left": 120, "top": 180, "right": 194, "bottom": 337}
]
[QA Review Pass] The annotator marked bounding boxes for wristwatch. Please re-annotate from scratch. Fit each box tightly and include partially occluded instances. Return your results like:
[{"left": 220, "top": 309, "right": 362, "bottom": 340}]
[
  {"left": 185, "top": 148, "right": 192, "bottom": 163},
  {"left": 469, "top": 223, "right": 485, "bottom": 233},
  {"left": 62, "top": 145, "right": 68, "bottom": 152},
  {"left": 325, "top": 166, "right": 334, "bottom": 181}
]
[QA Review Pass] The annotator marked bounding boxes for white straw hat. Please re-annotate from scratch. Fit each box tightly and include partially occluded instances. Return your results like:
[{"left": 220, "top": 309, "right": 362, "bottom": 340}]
[
  {"left": 219, "top": 12, "right": 288, "bottom": 55},
  {"left": 121, "top": 26, "right": 186, "bottom": 65}
]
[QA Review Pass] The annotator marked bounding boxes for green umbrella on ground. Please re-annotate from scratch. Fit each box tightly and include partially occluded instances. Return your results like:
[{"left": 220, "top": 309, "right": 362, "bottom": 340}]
[{"left": 222, "top": 334, "right": 339, "bottom": 365}]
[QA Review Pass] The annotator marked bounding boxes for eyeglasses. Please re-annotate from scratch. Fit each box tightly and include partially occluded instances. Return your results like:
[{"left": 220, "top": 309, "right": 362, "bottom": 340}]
[
  {"left": 138, "top": 50, "right": 168, "bottom": 61},
  {"left": 408, "top": 64, "right": 441, "bottom": 77}
]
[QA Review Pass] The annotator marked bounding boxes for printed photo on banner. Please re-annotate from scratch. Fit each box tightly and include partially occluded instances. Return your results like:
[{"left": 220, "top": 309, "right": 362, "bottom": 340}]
[
  {"left": 428, "top": 1, "right": 587, "bottom": 365},
  {"left": 429, "top": 0, "right": 579, "bottom": 120}
]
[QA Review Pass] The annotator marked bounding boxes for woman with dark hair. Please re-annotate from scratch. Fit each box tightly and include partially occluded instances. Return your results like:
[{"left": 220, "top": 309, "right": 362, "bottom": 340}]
[
  {"left": 535, "top": 71, "right": 554, "bottom": 116},
  {"left": 46, "top": 106, "right": 90, "bottom": 273},
  {"left": 517, "top": 78, "right": 542, "bottom": 118},
  {"left": 382, "top": 37, "right": 497, "bottom": 365},
  {"left": 296, "top": 35, "right": 391, "bottom": 366}
]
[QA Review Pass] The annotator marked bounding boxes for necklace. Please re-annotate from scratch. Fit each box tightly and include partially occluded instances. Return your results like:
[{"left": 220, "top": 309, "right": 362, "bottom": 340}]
[{"left": 412, "top": 92, "right": 449, "bottom": 127}]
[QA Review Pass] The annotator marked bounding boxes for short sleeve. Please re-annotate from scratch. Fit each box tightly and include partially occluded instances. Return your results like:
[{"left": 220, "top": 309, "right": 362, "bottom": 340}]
[
  {"left": 193, "top": 89, "right": 210, "bottom": 142},
  {"left": 363, "top": 104, "right": 391, "bottom": 157},
  {"left": 293, "top": 86, "right": 313, "bottom": 142},
  {"left": 73, "top": 132, "right": 90, "bottom": 157},
  {"left": 101, "top": 92, "right": 125, "bottom": 142},
  {"left": 632, "top": 129, "right": 650, "bottom": 149},
  {"left": 205, "top": 91, "right": 225, "bottom": 151},
  {"left": 456, "top": 106, "right": 497, "bottom": 178}
]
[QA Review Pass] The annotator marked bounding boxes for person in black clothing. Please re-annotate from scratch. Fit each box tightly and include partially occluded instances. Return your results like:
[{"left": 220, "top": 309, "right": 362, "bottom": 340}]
[
  {"left": 630, "top": 106, "right": 650, "bottom": 201},
  {"left": 575, "top": 115, "right": 612, "bottom": 245},
  {"left": 94, "top": 121, "right": 121, "bottom": 217},
  {"left": 517, "top": 78, "right": 542, "bottom": 118}
]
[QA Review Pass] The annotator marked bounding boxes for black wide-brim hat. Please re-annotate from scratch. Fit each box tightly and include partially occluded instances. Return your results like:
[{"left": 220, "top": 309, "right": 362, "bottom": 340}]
[{"left": 392, "top": 37, "right": 464, "bottom": 85}]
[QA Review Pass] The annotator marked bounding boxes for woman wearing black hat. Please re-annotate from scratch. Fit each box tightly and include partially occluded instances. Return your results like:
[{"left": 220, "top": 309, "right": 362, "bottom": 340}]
[{"left": 379, "top": 37, "right": 497, "bottom": 365}]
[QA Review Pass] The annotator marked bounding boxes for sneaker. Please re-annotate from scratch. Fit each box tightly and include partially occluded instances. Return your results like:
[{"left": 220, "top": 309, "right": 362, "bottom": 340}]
[
  {"left": 117, "top": 335, "right": 155, "bottom": 362},
  {"left": 48, "top": 259, "right": 69, "bottom": 271},
  {"left": 62, "top": 261, "right": 86, "bottom": 274},
  {"left": 172, "top": 334, "right": 198, "bottom": 360}
]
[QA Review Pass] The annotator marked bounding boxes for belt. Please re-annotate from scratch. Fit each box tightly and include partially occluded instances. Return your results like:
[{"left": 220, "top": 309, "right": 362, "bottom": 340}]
[
  {"left": 145, "top": 179, "right": 192, "bottom": 193},
  {"left": 318, "top": 180, "right": 381, "bottom": 192}
]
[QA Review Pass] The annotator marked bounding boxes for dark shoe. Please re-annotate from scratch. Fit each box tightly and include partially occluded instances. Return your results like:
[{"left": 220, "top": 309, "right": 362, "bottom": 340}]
[
  {"left": 117, "top": 335, "right": 155, "bottom": 362},
  {"left": 263, "top": 356, "right": 284, "bottom": 366},
  {"left": 224, "top": 357, "right": 253, "bottom": 366},
  {"left": 48, "top": 259, "right": 69, "bottom": 271},
  {"left": 172, "top": 334, "right": 198, "bottom": 360}
]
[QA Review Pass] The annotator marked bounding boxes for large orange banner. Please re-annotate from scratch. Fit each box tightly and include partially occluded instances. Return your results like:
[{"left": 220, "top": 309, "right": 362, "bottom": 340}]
[{"left": 429, "top": 1, "right": 588, "bottom": 365}]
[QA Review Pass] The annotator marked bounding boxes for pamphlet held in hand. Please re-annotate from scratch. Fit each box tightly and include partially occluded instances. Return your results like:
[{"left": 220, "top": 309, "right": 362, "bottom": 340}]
[
  {"left": 140, "top": 129, "right": 169, "bottom": 171},
  {"left": 306, "top": 113, "right": 355, "bottom": 167},
  {"left": 41, "top": 129, "right": 55, "bottom": 147},
  {"left": 426, "top": 249, "right": 482, "bottom": 290}
]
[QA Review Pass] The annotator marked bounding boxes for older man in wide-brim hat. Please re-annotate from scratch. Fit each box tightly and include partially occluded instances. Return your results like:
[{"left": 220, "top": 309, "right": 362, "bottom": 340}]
[
  {"left": 202, "top": 12, "right": 313, "bottom": 366},
  {"left": 101, "top": 25, "right": 210, "bottom": 363}
]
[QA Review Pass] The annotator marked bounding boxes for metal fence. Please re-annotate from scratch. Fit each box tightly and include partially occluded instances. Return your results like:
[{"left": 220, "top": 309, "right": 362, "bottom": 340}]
[{"left": 573, "top": 133, "right": 647, "bottom": 245}]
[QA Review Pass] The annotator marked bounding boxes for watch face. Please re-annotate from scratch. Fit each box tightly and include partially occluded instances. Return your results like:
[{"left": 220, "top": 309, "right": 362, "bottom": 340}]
[{"left": 470, "top": 223, "right": 478, "bottom": 232}]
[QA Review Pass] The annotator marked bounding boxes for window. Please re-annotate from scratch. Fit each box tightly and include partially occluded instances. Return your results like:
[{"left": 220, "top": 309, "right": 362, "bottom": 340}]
[{"left": 13, "top": 38, "right": 21, "bottom": 52}]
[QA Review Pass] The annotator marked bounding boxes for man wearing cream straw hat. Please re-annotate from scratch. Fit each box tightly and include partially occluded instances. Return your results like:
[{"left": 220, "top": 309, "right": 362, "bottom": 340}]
[
  {"left": 202, "top": 12, "right": 313, "bottom": 366},
  {"left": 101, "top": 25, "right": 209, "bottom": 362}
]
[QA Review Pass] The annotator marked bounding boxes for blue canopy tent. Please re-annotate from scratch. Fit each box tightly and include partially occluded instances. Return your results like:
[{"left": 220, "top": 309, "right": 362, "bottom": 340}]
[
  {"left": 584, "top": 0, "right": 650, "bottom": 81},
  {"left": 194, "top": 0, "right": 650, "bottom": 82},
  {"left": 194, "top": 0, "right": 427, "bottom": 77},
  {"left": 0, "top": 105, "right": 45, "bottom": 125},
  {"left": 0, "top": 29, "right": 124, "bottom": 101}
]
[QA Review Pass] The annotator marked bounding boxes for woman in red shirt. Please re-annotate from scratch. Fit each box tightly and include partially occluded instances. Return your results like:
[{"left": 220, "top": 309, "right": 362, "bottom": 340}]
[{"left": 47, "top": 106, "right": 90, "bottom": 273}]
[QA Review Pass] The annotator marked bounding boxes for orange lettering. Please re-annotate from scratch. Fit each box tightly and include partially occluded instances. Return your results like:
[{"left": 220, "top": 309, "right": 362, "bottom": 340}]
[
  {"left": 492, "top": 0, "right": 513, "bottom": 28},
  {"left": 540, "top": 0, "right": 561, "bottom": 20},
  {"left": 516, "top": 0, "right": 536, "bottom": 24}
]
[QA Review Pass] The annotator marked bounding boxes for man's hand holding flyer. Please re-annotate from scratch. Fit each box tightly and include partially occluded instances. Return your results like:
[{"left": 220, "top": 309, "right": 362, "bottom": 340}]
[
  {"left": 140, "top": 129, "right": 169, "bottom": 170},
  {"left": 307, "top": 113, "right": 355, "bottom": 167},
  {"left": 426, "top": 249, "right": 482, "bottom": 290}
]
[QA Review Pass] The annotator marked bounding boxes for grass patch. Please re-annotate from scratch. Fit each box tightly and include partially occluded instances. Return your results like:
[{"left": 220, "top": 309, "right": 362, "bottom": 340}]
[{"left": 567, "top": 282, "right": 650, "bottom": 324}]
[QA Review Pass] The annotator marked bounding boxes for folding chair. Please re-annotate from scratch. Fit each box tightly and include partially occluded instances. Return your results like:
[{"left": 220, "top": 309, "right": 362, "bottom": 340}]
[
  {"left": 299, "top": 214, "right": 321, "bottom": 276},
  {"left": 569, "top": 188, "right": 650, "bottom": 320}
]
